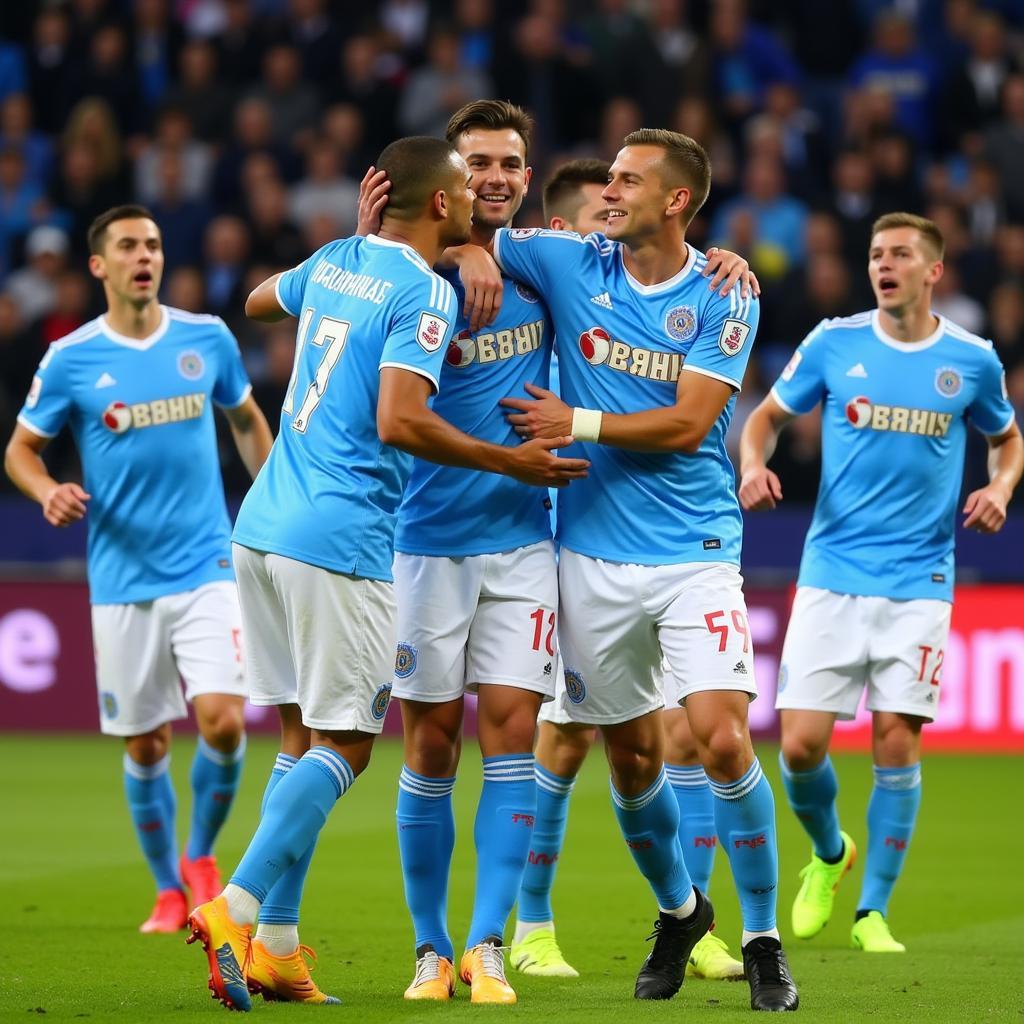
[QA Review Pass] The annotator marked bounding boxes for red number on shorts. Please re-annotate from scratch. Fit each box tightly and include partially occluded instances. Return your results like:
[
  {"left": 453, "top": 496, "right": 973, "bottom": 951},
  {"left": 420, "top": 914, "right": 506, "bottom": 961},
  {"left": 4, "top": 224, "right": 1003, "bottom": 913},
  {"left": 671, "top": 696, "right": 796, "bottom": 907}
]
[
  {"left": 731, "top": 610, "right": 750, "bottom": 654},
  {"left": 917, "top": 645, "right": 943, "bottom": 685},
  {"left": 231, "top": 628, "right": 242, "bottom": 663},
  {"left": 704, "top": 611, "right": 728, "bottom": 652},
  {"left": 530, "top": 609, "right": 556, "bottom": 656}
]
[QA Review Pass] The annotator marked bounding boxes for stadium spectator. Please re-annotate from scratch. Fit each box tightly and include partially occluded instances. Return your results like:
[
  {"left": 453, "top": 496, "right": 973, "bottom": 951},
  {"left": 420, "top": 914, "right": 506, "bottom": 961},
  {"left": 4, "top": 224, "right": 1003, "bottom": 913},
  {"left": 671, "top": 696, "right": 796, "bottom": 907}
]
[
  {"left": 281, "top": 0, "right": 345, "bottom": 87},
  {"left": 163, "top": 263, "right": 206, "bottom": 313},
  {"left": 210, "top": 0, "right": 267, "bottom": 85},
  {"left": 988, "top": 281, "right": 1024, "bottom": 372},
  {"left": 287, "top": 138, "right": 359, "bottom": 237},
  {"left": 330, "top": 35, "right": 400, "bottom": 155},
  {"left": 132, "top": 0, "right": 183, "bottom": 111},
  {"left": 984, "top": 73, "right": 1024, "bottom": 222},
  {"left": 148, "top": 151, "right": 214, "bottom": 275},
  {"left": 453, "top": 0, "right": 497, "bottom": 72},
  {"left": 162, "top": 41, "right": 235, "bottom": 144},
  {"left": 246, "top": 43, "right": 320, "bottom": 148},
  {"left": 202, "top": 215, "right": 251, "bottom": 316},
  {"left": 0, "top": 292, "right": 36, "bottom": 421},
  {"left": 0, "top": 92, "right": 54, "bottom": 188},
  {"left": 0, "top": 146, "right": 47, "bottom": 277},
  {"left": 66, "top": 24, "right": 142, "bottom": 135},
  {"left": 244, "top": 176, "right": 305, "bottom": 268},
  {"left": 27, "top": 7, "right": 76, "bottom": 133},
  {"left": 212, "top": 97, "right": 298, "bottom": 207},
  {"left": 133, "top": 107, "right": 214, "bottom": 207},
  {"left": 4, "top": 224, "right": 69, "bottom": 324},
  {"left": 36, "top": 267, "right": 91, "bottom": 347}
]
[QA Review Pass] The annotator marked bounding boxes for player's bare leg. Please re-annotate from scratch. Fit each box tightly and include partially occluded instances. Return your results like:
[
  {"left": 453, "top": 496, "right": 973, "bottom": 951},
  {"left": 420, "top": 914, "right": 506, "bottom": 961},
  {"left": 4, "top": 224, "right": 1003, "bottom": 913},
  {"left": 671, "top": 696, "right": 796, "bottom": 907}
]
[
  {"left": 687, "top": 691, "right": 796, "bottom": 1011},
  {"left": 664, "top": 707, "right": 744, "bottom": 980},
  {"left": 512, "top": 720, "right": 596, "bottom": 977}
]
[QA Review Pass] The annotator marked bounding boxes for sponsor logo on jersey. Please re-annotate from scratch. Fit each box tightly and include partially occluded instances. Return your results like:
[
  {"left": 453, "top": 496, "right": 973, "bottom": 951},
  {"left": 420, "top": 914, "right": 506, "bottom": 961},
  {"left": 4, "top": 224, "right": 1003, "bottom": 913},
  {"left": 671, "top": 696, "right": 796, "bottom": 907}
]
[
  {"left": 416, "top": 311, "right": 448, "bottom": 353},
  {"left": 508, "top": 228, "right": 539, "bottom": 240},
  {"left": 665, "top": 304, "right": 697, "bottom": 342},
  {"left": 178, "top": 350, "right": 204, "bottom": 380},
  {"left": 26, "top": 375, "right": 42, "bottom": 409},
  {"left": 590, "top": 291, "right": 613, "bottom": 309},
  {"left": 371, "top": 682, "right": 392, "bottom": 720},
  {"left": 395, "top": 642, "right": 417, "bottom": 678},
  {"left": 445, "top": 319, "right": 544, "bottom": 368},
  {"left": 515, "top": 281, "right": 540, "bottom": 303},
  {"left": 718, "top": 318, "right": 750, "bottom": 357},
  {"left": 844, "top": 395, "right": 953, "bottom": 437},
  {"left": 577, "top": 325, "right": 683, "bottom": 382},
  {"left": 564, "top": 668, "right": 587, "bottom": 704},
  {"left": 101, "top": 392, "right": 206, "bottom": 434},
  {"left": 934, "top": 367, "right": 962, "bottom": 398}
]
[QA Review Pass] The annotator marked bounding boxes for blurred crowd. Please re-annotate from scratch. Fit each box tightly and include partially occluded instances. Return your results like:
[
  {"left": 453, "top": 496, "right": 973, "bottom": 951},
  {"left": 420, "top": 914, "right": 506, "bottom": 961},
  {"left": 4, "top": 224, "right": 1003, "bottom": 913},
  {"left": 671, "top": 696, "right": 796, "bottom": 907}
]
[{"left": 2, "top": 0, "right": 1023, "bottom": 499}]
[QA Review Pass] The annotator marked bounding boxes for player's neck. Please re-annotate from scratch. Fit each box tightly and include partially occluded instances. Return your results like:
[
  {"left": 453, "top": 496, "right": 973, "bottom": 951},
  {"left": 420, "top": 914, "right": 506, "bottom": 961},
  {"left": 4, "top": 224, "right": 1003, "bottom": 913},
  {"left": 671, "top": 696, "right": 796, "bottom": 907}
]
[
  {"left": 469, "top": 223, "right": 498, "bottom": 249},
  {"left": 104, "top": 296, "right": 163, "bottom": 339},
  {"left": 876, "top": 304, "right": 939, "bottom": 344},
  {"left": 620, "top": 237, "right": 688, "bottom": 287},
  {"left": 377, "top": 227, "right": 445, "bottom": 268}
]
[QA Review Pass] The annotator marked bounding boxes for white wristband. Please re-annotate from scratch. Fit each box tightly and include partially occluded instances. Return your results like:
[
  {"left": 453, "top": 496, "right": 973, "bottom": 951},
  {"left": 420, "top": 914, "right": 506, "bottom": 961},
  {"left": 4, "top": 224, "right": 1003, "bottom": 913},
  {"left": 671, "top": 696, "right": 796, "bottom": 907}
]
[{"left": 571, "top": 407, "right": 603, "bottom": 443}]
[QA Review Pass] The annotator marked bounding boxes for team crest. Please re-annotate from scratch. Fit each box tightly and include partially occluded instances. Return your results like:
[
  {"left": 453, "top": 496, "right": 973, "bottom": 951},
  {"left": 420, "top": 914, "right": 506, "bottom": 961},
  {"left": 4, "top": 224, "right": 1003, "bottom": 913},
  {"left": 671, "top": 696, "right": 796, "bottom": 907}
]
[
  {"left": 717, "top": 318, "right": 750, "bottom": 357},
  {"left": 508, "top": 228, "right": 539, "bottom": 241},
  {"left": 371, "top": 683, "right": 392, "bottom": 720},
  {"left": 26, "top": 375, "right": 42, "bottom": 409},
  {"left": 776, "top": 664, "right": 788, "bottom": 694},
  {"left": 101, "top": 691, "right": 118, "bottom": 719},
  {"left": 564, "top": 669, "right": 587, "bottom": 705},
  {"left": 395, "top": 642, "right": 418, "bottom": 679},
  {"left": 178, "top": 350, "right": 204, "bottom": 380},
  {"left": 416, "top": 311, "right": 448, "bottom": 353},
  {"left": 935, "top": 367, "right": 962, "bottom": 398},
  {"left": 780, "top": 351, "right": 802, "bottom": 382},
  {"left": 515, "top": 281, "right": 540, "bottom": 303},
  {"left": 665, "top": 305, "right": 697, "bottom": 342}
]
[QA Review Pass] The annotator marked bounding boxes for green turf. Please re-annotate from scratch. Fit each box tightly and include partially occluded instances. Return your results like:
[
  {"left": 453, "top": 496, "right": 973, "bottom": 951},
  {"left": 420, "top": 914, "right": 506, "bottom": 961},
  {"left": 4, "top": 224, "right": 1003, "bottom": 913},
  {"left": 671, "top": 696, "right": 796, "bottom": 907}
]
[{"left": 0, "top": 735, "right": 1020, "bottom": 1022}]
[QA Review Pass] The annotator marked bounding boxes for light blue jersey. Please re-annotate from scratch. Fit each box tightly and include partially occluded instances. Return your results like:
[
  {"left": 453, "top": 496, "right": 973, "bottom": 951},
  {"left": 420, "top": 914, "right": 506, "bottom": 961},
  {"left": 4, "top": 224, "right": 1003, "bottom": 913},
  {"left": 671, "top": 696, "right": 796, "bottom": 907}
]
[
  {"left": 18, "top": 307, "right": 251, "bottom": 604},
  {"left": 233, "top": 234, "right": 456, "bottom": 582},
  {"left": 772, "top": 310, "right": 1016, "bottom": 601},
  {"left": 395, "top": 272, "right": 552, "bottom": 556},
  {"left": 494, "top": 228, "right": 758, "bottom": 566}
]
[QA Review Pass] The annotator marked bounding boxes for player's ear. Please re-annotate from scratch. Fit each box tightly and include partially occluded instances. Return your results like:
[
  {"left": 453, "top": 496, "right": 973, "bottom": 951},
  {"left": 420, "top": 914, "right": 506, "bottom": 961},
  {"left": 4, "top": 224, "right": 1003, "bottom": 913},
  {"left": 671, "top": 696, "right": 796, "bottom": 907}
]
[
  {"left": 548, "top": 216, "right": 567, "bottom": 231},
  {"left": 434, "top": 188, "right": 448, "bottom": 220},
  {"left": 87, "top": 253, "right": 106, "bottom": 281},
  {"left": 928, "top": 260, "right": 944, "bottom": 286},
  {"left": 666, "top": 186, "right": 691, "bottom": 219},
  {"left": 522, "top": 165, "right": 532, "bottom": 197}
]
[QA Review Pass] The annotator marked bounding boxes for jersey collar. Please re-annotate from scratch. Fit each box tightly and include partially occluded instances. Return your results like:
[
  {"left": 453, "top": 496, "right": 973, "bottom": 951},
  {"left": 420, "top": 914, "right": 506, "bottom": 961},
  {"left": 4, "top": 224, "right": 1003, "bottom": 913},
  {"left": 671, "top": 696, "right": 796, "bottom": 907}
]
[
  {"left": 365, "top": 233, "right": 430, "bottom": 271},
  {"left": 618, "top": 243, "right": 697, "bottom": 295},
  {"left": 871, "top": 309, "right": 945, "bottom": 352},
  {"left": 99, "top": 305, "right": 170, "bottom": 350}
]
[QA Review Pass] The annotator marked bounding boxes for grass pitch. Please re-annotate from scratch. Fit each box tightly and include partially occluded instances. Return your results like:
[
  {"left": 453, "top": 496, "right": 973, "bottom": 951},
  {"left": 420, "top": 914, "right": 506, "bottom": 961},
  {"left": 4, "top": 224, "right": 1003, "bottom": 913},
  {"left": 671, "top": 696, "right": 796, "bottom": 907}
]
[{"left": 0, "top": 734, "right": 1020, "bottom": 1023}]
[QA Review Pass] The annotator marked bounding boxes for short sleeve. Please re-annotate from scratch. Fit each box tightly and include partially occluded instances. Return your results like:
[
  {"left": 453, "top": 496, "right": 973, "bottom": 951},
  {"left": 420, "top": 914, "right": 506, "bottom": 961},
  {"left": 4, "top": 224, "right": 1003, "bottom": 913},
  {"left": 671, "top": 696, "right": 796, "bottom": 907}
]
[
  {"left": 275, "top": 255, "right": 316, "bottom": 318},
  {"left": 968, "top": 347, "right": 1017, "bottom": 437},
  {"left": 493, "top": 228, "right": 590, "bottom": 295},
  {"left": 770, "top": 320, "right": 829, "bottom": 415},
  {"left": 17, "top": 345, "right": 72, "bottom": 438},
  {"left": 211, "top": 319, "right": 252, "bottom": 408},
  {"left": 682, "top": 284, "right": 760, "bottom": 391},
  {"left": 379, "top": 274, "right": 459, "bottom": 394}
]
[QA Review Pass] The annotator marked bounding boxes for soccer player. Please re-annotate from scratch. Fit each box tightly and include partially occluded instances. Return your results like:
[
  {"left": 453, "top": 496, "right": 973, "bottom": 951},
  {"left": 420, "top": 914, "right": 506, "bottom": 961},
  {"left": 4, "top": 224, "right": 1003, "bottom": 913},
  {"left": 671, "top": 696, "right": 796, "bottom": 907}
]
[
  {"left": 513, "top": 158, "right": 745, "bottom": 985},
  {"left": 495, "top": 129, "right": 799, "bottom": 1011},
  {"left": 184, "top": 135, "right": 588, "bottom": 1012},
  {"left": 5, "top": 205, "right": 274, "bottom": 934},
  {"left": 738, "top": 212, "right": 1022, "bottom": 953}
]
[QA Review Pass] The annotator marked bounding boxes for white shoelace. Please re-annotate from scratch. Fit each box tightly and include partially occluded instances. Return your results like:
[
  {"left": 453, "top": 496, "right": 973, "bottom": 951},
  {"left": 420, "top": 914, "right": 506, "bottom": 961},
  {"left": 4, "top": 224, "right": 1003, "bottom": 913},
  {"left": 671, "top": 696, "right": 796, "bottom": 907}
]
[
  {"left": 413, "top": 951, "right": 442, "bottom": 985},
  {"left": 473, "top": 943, "right": 509, "bottom": 982}
]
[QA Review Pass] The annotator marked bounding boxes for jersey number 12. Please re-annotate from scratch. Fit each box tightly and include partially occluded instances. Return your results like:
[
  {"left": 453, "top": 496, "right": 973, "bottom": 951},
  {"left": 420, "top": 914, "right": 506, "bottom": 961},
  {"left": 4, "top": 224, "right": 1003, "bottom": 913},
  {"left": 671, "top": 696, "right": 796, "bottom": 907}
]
[{"left": 284, "top": 309, "right": 352, "bottom": 432}]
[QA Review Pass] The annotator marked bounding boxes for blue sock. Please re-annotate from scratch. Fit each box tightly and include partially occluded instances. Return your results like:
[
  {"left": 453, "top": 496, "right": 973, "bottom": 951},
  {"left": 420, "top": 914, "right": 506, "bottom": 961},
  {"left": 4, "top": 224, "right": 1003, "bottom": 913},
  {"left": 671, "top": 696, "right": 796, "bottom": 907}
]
[
  {"left": 230, "top": 746, "right": 353, "bottom": 903},
  {"left": 858, "top": 764, "right": 922, "bottom": 916},
  {"left": 258, "top": 753, "right": 317, "bottom": 925},
  {"left": 666, "top": 763, "right": 716, "bottom": 895},
  {"left": 397, "top": 766, "right": 456, "bottom": 958},
  {"left": 709, "top": 759, "right": 779, "bottom": 932},
  {"left": 186, "top": 734, "right": 246, "bottom": 859},
  {"left": 779, "top": 753, "right": 843, "bottom": 862},
  {"left": 610, "top": 768, "right": 692, "bottom": 911},
  {"left": 124, "top": 753, "right": 181, "bottom": 892},
  {"left": 466, "top": 754, "right": 537, "bottom": 948},
  {"left": 517, "top": 765, "right": 576, "bottom": 923}
]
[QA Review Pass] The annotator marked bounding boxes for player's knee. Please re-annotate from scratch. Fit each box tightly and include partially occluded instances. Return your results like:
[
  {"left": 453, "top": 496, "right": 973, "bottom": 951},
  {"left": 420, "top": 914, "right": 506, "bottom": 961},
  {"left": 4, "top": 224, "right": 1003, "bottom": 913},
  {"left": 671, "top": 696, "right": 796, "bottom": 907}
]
[
  {"left": 780, "top": 732, "right": 827, "bottom": 772},
  {"left": 606, "top": 741, "right": 661, "bottom": 795},
  {"left": 700, "top": 721, "right": 750, "bottom": 780},
  {"left": 201, "top": 707, "right": 246, "bottom": 752},
  {"left": 125, "top": 731, "right": 168, "bottom": 765},
  {"left": 406, "top": 727, "right": 460, "bottom": 777}
]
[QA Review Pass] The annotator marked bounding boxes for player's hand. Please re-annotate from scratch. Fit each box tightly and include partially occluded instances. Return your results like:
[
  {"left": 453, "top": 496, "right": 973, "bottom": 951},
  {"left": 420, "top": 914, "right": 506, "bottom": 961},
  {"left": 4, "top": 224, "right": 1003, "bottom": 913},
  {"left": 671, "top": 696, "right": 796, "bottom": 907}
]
[
  {"left": 42, "top": 482, "right": 90, "bottom": 527},
  {"left": 703, "top": 246, "right": 760, "bottom": 299},
  {"left": 455, "top": 248, "right": 503, "bottom": 332},
  {"left": 738, "top": 466, "right": 782, "bottom": 511},
  {"left": 356, "top": 166, "right": 390, "bottom": 237},
  {"left": 505, "top": 436, "right": 590, "bottom": 488},
  {"left": 500, "top": 382, "right": 573, "bottom": 438},
  {"left": 962, "top": 482, "right": 1010, "bottom": 533}
]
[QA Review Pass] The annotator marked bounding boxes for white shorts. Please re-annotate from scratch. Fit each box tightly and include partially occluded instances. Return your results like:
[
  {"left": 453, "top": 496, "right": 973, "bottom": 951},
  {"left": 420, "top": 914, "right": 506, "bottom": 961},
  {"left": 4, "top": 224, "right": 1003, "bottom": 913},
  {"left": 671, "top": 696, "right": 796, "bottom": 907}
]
[
  {"left": 557, "top": 551, "right": 758, "bottom": 726},
  {"left": 539, "top": 659, "right": 677, "bottom": 727},
  {"left": 233, "top": 544, "right": 397, "bottom": 734},
  {"left": 775, "top": 587, "right": 951, "bottom": 722},
  {"left": 92, "top": 581, "right": 246, "bottom": 737},
  {"left": 392, "top": 541, "right": 558, "bottom": 703}
]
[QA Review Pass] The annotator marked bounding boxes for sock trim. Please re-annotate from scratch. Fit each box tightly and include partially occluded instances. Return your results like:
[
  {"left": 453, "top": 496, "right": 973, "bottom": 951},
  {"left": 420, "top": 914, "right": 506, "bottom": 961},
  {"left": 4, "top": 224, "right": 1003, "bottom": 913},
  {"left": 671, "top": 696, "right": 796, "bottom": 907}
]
[
  {"left": 610, "top": 768, "right": 666, "bottom": 811},
  {"left": 399, "top": 765, "right": 456, "bottom": 798},
  {"left": 535, "top": 763, "right": 576, "bottom": 796},
  {"left": 872, "top": 763, "right": 921, "bottom": 790},
  {"left": 273, "top": 752, "right": 298, "bottom": 775},
  {"left": 304, "top": 746, "right": 354, "bottom": 798},
  {"left": 707, "top": 759, "right": 764, "bottom": 801},
  {"left": 665, "top": 764, "right": 707, "bottom": 787},
  {"left": 482, "top": 754, "right": 535, "bottom": 782},
  {"left": 123, "top": 752, "right": 170, "bottom": 781},
  {"left": 197, "top": 733, "right": 247, "bottom": 766}
]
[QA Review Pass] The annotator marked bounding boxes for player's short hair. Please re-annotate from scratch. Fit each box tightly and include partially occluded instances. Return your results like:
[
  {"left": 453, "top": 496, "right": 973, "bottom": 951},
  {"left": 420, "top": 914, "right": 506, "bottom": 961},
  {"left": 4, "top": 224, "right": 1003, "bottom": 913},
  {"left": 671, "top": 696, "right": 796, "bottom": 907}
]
[
  {"left": 871, "top": 211, "right": 945, "bottom": 260},
  {"left": 446, "top": 99, "right": 534, "bottom": 159},
  {"left": 543, "top": 158, "right": 610, "bottom": 223},
  {"left": 377, "top": 136, "right": 462, "bottom": 220},
  {"left": 622, "top": 128, "right": 711, "bottom": 225},
  {"left": 87, "top": 204, "right": 158, "bottom": 255}
]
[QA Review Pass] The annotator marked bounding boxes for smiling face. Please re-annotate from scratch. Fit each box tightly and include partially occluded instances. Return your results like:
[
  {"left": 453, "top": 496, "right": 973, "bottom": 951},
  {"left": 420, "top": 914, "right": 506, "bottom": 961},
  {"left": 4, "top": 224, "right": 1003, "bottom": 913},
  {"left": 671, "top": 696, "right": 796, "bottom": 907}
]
[
  {"left": 89, "top": 217, "right": 164, "bottom": 307},
  {"left": 601, "top": 144, "right": 689, "bottom": 244},
  {"left": 868, "top": 226, "right": 943, "bottom": 315},
  {"left": 453, "top": 127, "right": 531, "bottom": 232}
]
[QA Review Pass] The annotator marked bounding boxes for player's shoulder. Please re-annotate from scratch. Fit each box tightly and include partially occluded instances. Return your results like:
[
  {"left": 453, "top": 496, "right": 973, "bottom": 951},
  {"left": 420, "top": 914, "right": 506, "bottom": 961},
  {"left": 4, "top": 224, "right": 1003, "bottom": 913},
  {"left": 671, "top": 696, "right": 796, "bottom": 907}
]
[
  {"left": 39, "top": 316, "right": 103, "bottom": 368},
  {"left": 802, "top": 311, "right": 874, "bottom": 349},
  {"left": 940, "top": 317, "right": 996, "bottom": 358},
  {"left": 686, "top": 250, "right": 759, "bottom": 323},
  {"left": 501, "top": 226, "right": 610, "bottom": 256},
  {"left": 165, "top": 305, "right": 227, "bottom": 330}
]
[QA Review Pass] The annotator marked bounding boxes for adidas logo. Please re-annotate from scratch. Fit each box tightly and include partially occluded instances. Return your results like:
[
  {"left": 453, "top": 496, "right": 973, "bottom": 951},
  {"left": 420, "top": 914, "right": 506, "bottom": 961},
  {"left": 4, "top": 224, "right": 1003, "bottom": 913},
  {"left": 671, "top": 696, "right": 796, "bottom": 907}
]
[
  {"left": 95, "top": 372, "right": 117, "bottom": 389},
  {"left": 590, "top": 291, "right": 613, "bottom": 309},
  {"left": 846, "top": 363, "right": 868, "bottom": 378},
  {"left": 543, "top": 662, "right": 552, "bottom": 676},
  {"left": 733, "top": 660, "right": 748, "bottom": 675}
]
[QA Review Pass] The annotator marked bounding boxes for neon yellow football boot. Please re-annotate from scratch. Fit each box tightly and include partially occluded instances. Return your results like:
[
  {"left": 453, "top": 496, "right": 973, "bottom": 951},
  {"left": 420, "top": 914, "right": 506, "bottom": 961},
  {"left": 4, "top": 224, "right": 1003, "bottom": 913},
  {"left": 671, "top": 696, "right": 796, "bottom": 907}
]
[
  {"left": 850, "top": 911, "right": 906, "bottom": 953},
  {"left": 510, "top": 927, "right": 579, "bottom": 978},
  {"left": 685, "top": 931, "right": 745, "bottom": 980},
  {"left": 791, "top": 831, "right": 857, "bottom": 939}
]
